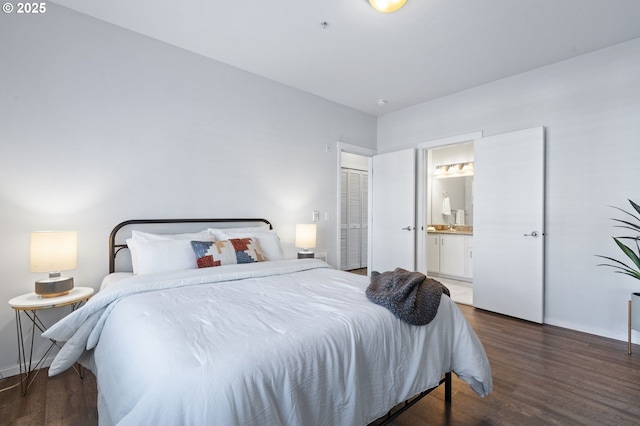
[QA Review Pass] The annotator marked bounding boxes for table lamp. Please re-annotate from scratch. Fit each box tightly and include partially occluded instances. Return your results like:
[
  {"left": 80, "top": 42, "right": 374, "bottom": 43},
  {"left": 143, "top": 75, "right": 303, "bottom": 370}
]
[
  {"left": 30, "top": 231, "right": 77, "bottom": 297},
  {"left": 295, "top": 224, "right": 316, "bottom": 259}
]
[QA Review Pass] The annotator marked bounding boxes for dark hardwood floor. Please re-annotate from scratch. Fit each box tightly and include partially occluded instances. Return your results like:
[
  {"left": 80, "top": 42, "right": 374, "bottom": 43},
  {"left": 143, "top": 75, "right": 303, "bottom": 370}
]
[
  {"left": 383, "top": 305, "right": 640, "bottom": 425},
  {"left": 0, "top": 366, "right": 97, "bottom": 426},
  {"left": 2, "top": 304, "right": 639, "bottom": 425}
]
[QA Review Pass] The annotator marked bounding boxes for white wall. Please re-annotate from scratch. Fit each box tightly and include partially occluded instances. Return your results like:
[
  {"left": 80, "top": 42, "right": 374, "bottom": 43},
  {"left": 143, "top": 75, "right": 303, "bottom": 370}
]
[
  {"left": 0, "top": 5, "right": 376, "bottom": 376},
  {"left": 378, "top": 38, "right": 640, "bottom": 341}
]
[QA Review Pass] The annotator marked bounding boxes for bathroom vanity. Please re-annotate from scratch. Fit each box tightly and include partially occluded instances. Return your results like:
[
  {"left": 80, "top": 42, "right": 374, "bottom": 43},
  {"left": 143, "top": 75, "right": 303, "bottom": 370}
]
[{"left": 426, "top": 226, "right": 473, "bottom": 281}]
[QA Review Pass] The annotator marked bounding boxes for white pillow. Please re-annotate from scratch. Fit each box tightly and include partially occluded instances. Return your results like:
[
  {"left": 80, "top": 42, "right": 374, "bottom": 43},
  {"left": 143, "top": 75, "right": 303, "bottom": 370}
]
[
  {"left": 131, "top": 229, "right": 211, "bottom": 241},
  {"left": 209, "top": 229, "right": 284, "bottom": 261},
  {"left": 207, "top": 225, "right": 270, "bottom": 234},
  {"left": 127, "top": 237, "right": 211, "bottom": 275}
]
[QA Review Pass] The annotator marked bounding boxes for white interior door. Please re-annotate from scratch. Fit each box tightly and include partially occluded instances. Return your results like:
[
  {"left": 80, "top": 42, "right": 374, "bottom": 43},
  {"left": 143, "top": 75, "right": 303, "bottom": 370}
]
[
  {"left": 347, "top": 170, "right": 362, "bottom": 269},
  {"left": 473, "top": 127, "right": 545, "bottom": 323},
  {"left": 340, "top": 170, "right": 348, "bottom": 269},
  {"left": 361, "top": 172, "right": 368, "bottom": 268},
  {"left": 341, "top": 169, "right": 369, "bottom": 270},
  {"left": 370, "top": 149, "right": 416, "bottom": 272}
]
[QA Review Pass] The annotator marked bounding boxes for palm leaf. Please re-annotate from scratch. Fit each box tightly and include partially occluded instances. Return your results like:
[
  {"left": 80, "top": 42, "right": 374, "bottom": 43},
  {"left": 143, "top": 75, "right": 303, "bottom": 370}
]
[
  {"left": 596, "top": 255, "right": 640, "bottom": 280},
  {"left": 613, "top": 237, "right": 640, "bottom": 269},
  {"left": 610, "top": 200, "right": 640, "bottom": 232},
  {"left": 611, "top": 218, "right": 640, "bottom": 233}
]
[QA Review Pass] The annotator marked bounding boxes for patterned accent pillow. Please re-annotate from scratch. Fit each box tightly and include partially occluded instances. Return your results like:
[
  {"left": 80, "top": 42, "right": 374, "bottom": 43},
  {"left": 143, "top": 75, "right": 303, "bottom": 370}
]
[{"left": 190, "top": 238, "right": 264, "bottom": 268}]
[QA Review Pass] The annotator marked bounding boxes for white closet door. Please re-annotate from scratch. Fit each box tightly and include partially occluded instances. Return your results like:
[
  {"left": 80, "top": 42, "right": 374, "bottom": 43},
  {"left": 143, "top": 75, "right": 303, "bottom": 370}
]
[
  {"left": 473, "top": 127, "right": 545, "bottom": 323},
  {"left": 340, "top": 169, "right": 369, "bottom": 270},
  {"left": 361, "top": 172, "right": 369, "bottom": 268},
  {"left": 371, "top": 149, "right": 416, "bottom": 272},
  {"left": 347, "top": 170, "right": 362, "bottom": 270},
  {"left": 340, "top": 170, "right": 348, "bottom": 270}
]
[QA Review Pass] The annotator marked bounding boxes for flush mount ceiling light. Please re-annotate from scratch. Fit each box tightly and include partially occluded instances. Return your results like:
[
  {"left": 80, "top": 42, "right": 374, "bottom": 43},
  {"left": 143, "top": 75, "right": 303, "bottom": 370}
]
[{"left": 367, "top": 0, "right": 407, "bottom": 13}]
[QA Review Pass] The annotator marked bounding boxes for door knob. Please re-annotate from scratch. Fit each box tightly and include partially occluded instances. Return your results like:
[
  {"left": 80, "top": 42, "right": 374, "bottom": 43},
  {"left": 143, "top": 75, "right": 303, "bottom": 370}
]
[
  {"left": 401, "top": 226, "right": 413, "bottom": 231},
  {"left": 524, "top": 231, "right": 540, "bottom": 237}
]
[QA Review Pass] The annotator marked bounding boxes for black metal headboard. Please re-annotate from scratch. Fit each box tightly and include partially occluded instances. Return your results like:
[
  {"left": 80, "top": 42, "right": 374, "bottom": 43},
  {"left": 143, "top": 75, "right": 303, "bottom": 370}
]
[{"left": 109, "top": 218, "right": 273, "bottom": 273}]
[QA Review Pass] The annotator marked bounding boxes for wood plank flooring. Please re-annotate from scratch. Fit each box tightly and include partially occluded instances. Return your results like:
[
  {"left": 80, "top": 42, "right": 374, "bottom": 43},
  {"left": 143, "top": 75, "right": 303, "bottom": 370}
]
[
  {"left": 0, "top": 366, "right": 97, "bottom": 426},
  {"left": 382, "top": 305, "right": 640, "bottom": 425},
  {"left": 1, "top": 304, "right": 639, "bottom": 425}
]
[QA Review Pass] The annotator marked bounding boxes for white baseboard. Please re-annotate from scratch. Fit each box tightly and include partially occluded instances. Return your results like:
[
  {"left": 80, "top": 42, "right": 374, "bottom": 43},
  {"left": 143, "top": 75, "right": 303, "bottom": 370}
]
[{"left": 0, "top": 356, "right": 54, "bottom": 381}]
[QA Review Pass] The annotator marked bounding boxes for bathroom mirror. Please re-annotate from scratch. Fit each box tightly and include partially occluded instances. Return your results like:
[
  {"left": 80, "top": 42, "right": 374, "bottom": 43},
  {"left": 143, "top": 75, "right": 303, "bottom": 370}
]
[{"left": 431, "top": 175, "right": 473, "bottom": 225}]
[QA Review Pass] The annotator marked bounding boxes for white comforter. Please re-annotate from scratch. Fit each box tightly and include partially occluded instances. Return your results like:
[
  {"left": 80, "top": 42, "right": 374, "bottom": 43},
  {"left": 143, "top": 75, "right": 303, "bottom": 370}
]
[{"left": 44, "top": 259, "right": 492, "bottom": 426}]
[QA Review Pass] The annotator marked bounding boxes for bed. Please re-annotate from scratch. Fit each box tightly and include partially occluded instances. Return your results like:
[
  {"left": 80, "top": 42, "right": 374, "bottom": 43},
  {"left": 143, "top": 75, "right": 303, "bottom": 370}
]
[{"left": 43, "top": 219, "right": 492, "bottom": 426}]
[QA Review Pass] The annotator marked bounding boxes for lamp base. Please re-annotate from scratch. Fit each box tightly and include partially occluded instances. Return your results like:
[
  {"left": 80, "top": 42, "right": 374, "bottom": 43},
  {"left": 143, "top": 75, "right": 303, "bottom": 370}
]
[
  {"left": 298, "top": 251, "right": 315, "bottom": 259},
  {"left": 35, "top": 276, "right": 74, "bottom": 298}
]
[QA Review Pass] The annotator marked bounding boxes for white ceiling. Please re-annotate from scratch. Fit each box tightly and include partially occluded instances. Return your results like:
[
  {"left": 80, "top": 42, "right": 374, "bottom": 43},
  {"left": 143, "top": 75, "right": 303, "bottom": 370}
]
[{"left": 50, "top": 0, "right": 640, "bottom": 116}]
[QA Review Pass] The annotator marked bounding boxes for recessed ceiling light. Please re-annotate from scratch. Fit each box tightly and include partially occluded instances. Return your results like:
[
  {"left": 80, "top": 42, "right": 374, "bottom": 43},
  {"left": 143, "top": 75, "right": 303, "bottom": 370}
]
[{"left": 377, "top": 99, "right": 388, "bottom": 106}]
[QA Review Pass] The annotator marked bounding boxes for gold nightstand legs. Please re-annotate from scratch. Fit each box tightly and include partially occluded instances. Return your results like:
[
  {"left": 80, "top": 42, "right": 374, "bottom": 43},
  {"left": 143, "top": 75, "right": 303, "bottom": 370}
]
[
  {"left": 13, "top": 299, "right": 88, "bottom": 395},
  {"left": 15, "top": 309, "right": 61, "bottom": 395}
]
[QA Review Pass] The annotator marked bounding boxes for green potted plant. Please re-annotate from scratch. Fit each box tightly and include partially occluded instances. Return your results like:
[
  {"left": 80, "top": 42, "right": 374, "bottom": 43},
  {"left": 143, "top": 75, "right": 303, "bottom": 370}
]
[
  {"left": 597, "top": 199, "right": 640, "bottom": 353},
  {"left": 597, "top": 199, "right": 640, "bottom": 280}
]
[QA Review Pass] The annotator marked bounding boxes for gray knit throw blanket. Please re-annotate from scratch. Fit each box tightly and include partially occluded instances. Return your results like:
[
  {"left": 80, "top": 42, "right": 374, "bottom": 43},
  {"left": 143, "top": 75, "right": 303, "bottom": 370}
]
[{"left": 366, "top": 268, "right": 450, "bottom": 326}]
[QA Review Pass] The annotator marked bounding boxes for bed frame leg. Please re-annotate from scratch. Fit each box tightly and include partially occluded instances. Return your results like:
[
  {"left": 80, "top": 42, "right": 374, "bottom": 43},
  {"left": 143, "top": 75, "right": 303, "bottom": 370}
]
[
  {"left": 444, "top": 372, "right": 452, "bottom": 403},
  {"left": 377, "top": 372, "right": 452, "bottom": 425}
]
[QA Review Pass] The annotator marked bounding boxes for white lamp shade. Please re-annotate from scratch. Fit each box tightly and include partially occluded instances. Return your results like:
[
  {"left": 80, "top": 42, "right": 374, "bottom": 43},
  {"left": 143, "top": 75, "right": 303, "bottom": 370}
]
[
  {"left": 368, "top": 0, "right": 407, "bottom": 13},
  {"left": 30, "top": 231, "right": 78, "bottom": 273},
  {"left": 295, "top": 224, "right": 317, "bottom": 249}
]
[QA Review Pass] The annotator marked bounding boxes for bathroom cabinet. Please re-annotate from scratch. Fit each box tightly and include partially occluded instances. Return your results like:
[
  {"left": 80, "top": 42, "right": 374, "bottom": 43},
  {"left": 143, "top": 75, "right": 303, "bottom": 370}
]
[
  {"left": 426, "top": 235, "right": 440, "bottom": 272},
  {"left": 440, "top": 235, "right": 465, "bottom": 276},
  {"left": 464, "top": 236, "right": 473, "bottom": 278},
  {"left": 427, "top": 233, "right": 473, "bottom": 280}
]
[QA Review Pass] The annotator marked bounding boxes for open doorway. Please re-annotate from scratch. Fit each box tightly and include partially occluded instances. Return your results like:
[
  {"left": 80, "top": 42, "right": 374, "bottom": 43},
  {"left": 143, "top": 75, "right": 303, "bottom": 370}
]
[
  {"left": 336, "top": 142, "right": 375, "bottom": 274},
  {"left": 421, "top": 136, "right": 477, "bottom": 305},
  {"left": 340, "top": 152, "right": 369, "bottom": 272}
]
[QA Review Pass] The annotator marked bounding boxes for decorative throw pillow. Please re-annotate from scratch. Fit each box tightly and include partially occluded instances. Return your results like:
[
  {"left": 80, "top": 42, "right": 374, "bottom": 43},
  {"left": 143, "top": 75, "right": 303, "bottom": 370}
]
[
  {"left": 190, "top": 238, "right": 264, "bottom": 268},
  {"left": 210, "top": 229, "right": 285, "bottom": 261}
]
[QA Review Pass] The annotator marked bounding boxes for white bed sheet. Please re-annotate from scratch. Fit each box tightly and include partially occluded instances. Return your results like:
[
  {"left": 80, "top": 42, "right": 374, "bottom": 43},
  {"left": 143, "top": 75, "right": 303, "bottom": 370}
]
[
  {"left": 44, "top": 259, "right": 492, "bottom": 426},
  {"left": 99, "top": 272, "right": 133, "bottom": 291}
]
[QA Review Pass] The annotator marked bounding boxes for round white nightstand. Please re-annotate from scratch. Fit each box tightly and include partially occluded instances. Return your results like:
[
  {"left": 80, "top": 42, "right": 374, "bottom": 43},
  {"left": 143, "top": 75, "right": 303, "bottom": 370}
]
[
  {"left": 9, "top": 286, "right": 94, "bottom": 310},
  {"left": 8, "top": 286, "right": 94, "bottom": 395}
]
